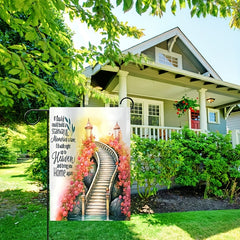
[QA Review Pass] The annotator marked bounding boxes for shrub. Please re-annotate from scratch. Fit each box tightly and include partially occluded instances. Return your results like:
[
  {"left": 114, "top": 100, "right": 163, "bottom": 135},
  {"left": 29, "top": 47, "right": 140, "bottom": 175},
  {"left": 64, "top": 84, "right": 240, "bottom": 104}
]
[
  {"left": 172, "top": 128, "right": 239, "bottom": 199},
  {"left": 0, "top": 127, "right": 18, "bottom": 165},
  {"left": 131, "top": 135, "right": 183, "bottom": 198},
  {"left": 23, "top": 121, "right": 48, "bottom": 188}
]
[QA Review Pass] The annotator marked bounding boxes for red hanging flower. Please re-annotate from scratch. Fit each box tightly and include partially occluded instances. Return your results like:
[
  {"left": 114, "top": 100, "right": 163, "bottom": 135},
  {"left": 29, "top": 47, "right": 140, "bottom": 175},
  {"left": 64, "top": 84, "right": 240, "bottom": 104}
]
[{"left": 173, "top": 96, "right": 199, "bottom": 118}]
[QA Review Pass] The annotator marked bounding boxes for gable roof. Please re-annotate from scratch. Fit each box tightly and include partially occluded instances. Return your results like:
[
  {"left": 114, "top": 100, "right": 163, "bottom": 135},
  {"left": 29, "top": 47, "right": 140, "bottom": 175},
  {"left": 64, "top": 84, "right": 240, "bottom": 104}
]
[{"left": 123, "top": 27, "right": 222, "bottom": 80}]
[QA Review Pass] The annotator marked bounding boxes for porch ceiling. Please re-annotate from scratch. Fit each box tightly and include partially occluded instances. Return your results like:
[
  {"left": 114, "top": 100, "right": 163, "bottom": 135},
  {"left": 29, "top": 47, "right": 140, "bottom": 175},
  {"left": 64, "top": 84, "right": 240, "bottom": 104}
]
[
  {"left": 112, "top": 76, "right": 238, "bottom": 108},
  {"left": 116, "top": 62, "right": 240, "bottom": 108}
]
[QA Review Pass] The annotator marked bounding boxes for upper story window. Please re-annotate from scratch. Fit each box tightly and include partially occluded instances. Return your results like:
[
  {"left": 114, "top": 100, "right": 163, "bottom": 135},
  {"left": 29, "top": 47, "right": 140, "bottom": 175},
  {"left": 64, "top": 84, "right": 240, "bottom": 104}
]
[{"left": 155, "top": 47, "right": 182, "bottom": 69}]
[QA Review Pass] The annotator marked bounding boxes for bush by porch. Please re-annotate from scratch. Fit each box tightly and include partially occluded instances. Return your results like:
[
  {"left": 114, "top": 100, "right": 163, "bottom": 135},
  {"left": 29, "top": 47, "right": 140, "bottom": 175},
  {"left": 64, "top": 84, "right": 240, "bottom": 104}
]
[{"left": 131, "top": 128, "right": 240, "bottom": 200}]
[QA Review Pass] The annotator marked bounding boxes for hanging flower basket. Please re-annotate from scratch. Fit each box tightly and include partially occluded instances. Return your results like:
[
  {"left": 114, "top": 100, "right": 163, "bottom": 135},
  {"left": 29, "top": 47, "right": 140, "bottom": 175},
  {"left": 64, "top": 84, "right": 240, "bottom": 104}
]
[{"left": 173, "top": 96, "right": 199, "bottom": 118}]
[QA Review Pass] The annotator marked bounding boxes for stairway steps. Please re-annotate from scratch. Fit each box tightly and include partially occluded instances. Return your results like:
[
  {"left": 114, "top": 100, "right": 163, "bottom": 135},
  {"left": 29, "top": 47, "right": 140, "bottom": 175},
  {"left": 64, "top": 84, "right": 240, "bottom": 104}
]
[{"left": 85, "top": 144, "right": 118, "bottom": 218}]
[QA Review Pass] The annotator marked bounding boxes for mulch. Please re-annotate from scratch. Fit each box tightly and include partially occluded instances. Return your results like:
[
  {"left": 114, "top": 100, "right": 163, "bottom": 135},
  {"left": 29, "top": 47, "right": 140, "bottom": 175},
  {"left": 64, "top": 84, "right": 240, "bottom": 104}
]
[{"left": 131, "top": 186, "right": 240, "bottom": 214}]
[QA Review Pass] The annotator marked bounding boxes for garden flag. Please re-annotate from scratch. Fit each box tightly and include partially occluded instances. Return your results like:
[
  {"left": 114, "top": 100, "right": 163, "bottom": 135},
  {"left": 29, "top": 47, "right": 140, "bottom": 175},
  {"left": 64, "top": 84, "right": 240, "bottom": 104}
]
[{"left": 49, "top": 107, "right": 131, "bottom": 221}]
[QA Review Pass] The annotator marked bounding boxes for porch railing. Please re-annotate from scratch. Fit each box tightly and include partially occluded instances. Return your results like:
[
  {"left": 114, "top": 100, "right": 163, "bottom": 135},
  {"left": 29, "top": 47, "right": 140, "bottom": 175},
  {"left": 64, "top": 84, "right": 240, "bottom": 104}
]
[
  {"left": 131, "top": 125, "right": 203, "bottom": 141},
  {"left": 131, "top": 125, "right": 181, "bottom": 140}
]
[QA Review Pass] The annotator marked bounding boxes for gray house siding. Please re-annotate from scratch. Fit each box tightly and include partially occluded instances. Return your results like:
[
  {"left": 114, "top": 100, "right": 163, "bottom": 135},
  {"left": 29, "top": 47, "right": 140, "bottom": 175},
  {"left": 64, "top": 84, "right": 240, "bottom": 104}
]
[
  {"left": 207, "top": 109, "right": 226, "bottom": 134},
  {"left": 227, "top": 112, "right": 240, "bottom": 131},
  {"left": 163, "top": 99, "right": 189, "bottom": 128},
  {"left": 142, "top": 40, "right": 206, "bottom": 75}
]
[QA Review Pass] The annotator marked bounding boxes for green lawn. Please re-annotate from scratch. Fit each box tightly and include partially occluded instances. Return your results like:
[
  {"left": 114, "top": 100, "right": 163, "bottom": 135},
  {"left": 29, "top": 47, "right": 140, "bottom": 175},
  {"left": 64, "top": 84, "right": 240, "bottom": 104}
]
[
  {"left": 0, "top": 159, "right": 39, "bottom": 191},
  {"left": 1, "top": 161, "right": 240, "bottom": 240}
]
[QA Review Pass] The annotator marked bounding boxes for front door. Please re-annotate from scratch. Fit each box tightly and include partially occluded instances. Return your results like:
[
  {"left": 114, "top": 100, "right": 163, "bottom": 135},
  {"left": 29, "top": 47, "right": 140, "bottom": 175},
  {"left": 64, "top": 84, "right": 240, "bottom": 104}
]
[{"left": 191, "top": 109, "right": 200, "bottom": 129}]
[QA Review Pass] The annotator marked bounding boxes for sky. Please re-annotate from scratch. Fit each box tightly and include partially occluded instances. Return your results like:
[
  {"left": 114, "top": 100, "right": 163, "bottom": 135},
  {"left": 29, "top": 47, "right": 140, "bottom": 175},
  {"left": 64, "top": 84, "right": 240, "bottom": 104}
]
[{"left": 64, "top": 6, "right": 240, "bottom": 86}]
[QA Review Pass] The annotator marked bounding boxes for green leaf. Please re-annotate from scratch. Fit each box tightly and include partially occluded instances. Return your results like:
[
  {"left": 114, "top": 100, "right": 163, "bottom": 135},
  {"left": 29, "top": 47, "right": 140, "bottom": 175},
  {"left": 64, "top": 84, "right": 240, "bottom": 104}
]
[
  {"left": 0, "top": 87, "right": 8, "bottom": 96},
  {"left": 9, "top": 69, "right": 21, "bottom": 75},
  {"left": 191, "top": 6, "right": 197, "bottom": 17},
  {"left": 54, "top": 0, "right": 65, "bottom": 11},
  {"left": 171, "top": 0, "right": 177, "bottom": 15},
  {"left": 160, "top": 0, "right": 166, "bottom": 12},
  {"left": 179, "top": 0, "right": 186, "bottom": 9},
  {"left": 83, "top": 0, "right": 94, "bottom": 7},
  {"left": 123, "top": 0, "right": 133, "bottom": 12},
  {"left": 8, "top": 78, "right": 21, "bottom": 84},
  {"left": 136, "top": 0, "right": 143, "bottom": 14},
  {"left": 117, "top": 0, "right": 123, "bottom": 6},
  {"left": 8, "top": 45, "right": 24, "bottom": 50},
  {"left": 25, "top": 31, "right": 36, "bottom": 42},
  {"left": 212, "top": 5, "right": 218, "bottom": 17}
]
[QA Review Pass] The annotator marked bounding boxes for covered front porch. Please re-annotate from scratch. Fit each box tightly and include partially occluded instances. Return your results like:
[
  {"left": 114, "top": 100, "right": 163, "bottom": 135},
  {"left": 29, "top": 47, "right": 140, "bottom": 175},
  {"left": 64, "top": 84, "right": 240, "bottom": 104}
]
[
  {"left": 110, "top": 62, "right": 240, "bottom": 136},
  {"left": 86, "top": 61, "right": 240, "bottom": 140}
]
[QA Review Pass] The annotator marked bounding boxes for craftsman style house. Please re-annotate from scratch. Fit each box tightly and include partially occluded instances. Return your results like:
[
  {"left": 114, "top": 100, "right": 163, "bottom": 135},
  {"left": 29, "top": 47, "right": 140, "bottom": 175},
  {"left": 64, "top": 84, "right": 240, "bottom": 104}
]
[{"left": 84, "top": 27, "right": 240, "bottom": 140}]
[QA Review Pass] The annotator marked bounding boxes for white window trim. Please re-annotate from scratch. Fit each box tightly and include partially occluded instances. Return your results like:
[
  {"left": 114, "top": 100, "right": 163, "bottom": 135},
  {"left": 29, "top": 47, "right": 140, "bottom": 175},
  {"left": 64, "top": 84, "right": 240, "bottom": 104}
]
[
  {"left": 155, "top": 47, "right": 182, "bottom": 69},
  {"left": 208, "top": 108, "right": 220, "bottom": 124},
  {"left": 132, "top": 97, "right": 164, "bottom": 126}
]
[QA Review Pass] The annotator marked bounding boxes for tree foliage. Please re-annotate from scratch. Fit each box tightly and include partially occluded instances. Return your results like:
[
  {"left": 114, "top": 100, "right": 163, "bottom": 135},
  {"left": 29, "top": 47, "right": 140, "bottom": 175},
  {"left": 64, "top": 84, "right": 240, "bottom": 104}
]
[
  {"left": 118, "top": 0, "right": 240, "bottom": 28},
  {"left": 0, "top": 0, "right": 239, "bottom": 116},
  {"left": 0, "top": 0, "right": 143, "bottom": 114}
]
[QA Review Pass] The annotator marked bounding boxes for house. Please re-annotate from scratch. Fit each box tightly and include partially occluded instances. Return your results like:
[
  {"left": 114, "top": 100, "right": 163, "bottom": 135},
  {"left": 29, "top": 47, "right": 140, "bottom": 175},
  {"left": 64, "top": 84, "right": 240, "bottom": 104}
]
[{"left": 84, "top": 27, "right": 240, "bottom": 140}]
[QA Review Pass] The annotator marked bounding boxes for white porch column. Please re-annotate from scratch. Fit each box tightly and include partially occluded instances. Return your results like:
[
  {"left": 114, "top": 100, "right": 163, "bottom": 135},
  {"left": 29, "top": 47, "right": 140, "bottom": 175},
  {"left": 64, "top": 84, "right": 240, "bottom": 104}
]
[
  {"left": 199, "top": 88, "right": 208, "bottom": 132},
  {"left": 118, "top": 70, "right": 129, "bottom": 107}
]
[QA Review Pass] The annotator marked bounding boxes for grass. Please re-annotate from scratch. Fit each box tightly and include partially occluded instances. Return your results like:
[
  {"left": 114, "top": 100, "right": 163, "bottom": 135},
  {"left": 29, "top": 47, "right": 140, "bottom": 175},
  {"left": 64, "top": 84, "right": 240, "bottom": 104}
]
[
  {"left": 0, "top": 159, "right": 39, "bottom": 191},
  {"left": 48, "top": 210, "right": 240, "bottom": 240},
  {"left": 1, "top": 161, "right": 240, "bottom": 240}
]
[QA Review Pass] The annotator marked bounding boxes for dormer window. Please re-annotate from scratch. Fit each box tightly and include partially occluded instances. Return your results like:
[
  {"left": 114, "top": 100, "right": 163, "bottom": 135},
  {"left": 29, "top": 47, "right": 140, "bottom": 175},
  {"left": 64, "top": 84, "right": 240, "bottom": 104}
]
[{"left": 155, "top": 47, "right": 182, "bottom": 69}]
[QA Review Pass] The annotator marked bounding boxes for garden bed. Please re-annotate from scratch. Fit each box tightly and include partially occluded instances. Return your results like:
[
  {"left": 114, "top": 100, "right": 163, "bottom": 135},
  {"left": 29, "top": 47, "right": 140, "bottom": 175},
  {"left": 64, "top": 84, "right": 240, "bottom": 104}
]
[{"left": 131, "top": 186, "right": 240, "bottom": 214}]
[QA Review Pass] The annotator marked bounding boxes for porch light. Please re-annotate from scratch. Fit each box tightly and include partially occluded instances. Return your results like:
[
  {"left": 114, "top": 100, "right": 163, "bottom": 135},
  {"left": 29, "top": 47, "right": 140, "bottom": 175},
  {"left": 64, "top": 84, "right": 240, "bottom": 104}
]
[
  {"left": 113, "top": 122, "right": 121, "bottom": 139},
  {"left": 85, "top": 119, "right": 93, "bottom": 138},
  {"left": 206, "top": 98, "right": 215, "bottom": 103}
]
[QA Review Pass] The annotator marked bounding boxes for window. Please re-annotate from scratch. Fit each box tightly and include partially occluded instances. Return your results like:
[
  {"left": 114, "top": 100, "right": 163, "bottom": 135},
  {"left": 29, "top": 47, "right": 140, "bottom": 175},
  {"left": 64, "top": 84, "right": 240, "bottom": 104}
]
[
  {"left": 131, "top": 98, "right": 164, "bottom": 126},
  {"left": 131, "top": 103, "right": 143, "bottom": 125},
  {"left": 148, "top": 104, "right": 159, "bottom": 126},
  {"left": 158, "top": 53, "right": 178, "bottom": 67},
  {"left": 208, "top": 109, "right": 220, "bottom": 124},
  {"left": 155, "top": 47, "right": 182, "bottom": 69}
]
